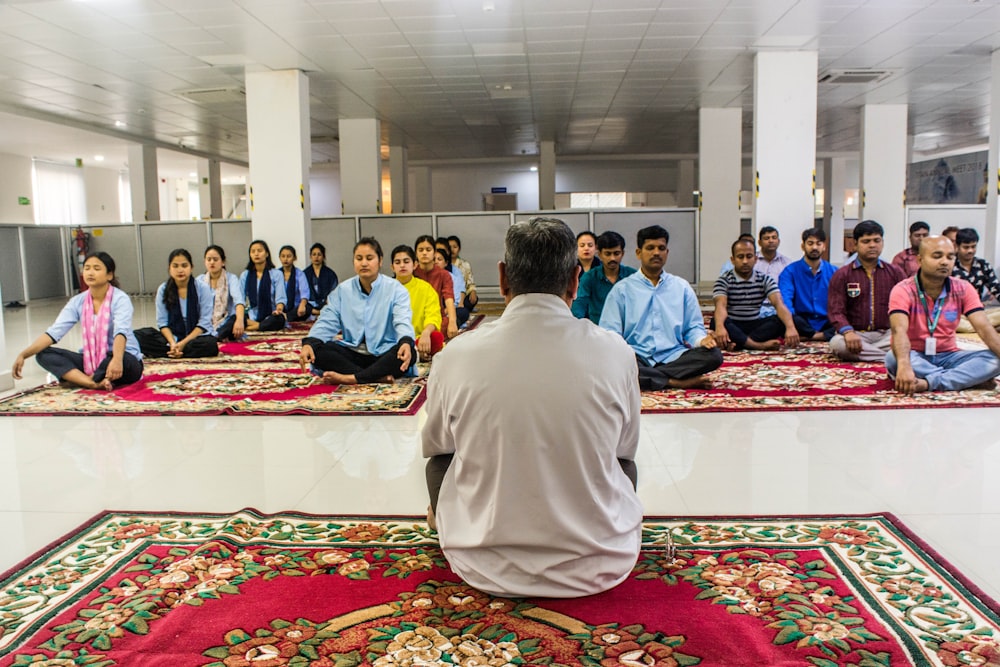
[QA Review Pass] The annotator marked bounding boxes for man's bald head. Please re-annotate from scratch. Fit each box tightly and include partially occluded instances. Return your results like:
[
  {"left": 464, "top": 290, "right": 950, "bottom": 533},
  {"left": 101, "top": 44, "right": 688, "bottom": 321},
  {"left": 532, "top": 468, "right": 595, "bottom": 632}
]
[{"left": 918, "top": 235, "right": 954, "bottom": 257}]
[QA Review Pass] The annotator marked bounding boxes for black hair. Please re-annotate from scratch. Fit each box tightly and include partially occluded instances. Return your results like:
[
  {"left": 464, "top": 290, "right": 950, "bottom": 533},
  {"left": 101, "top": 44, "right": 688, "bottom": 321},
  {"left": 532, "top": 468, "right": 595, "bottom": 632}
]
[
  {"left": 802, "top": 227, "right": 827, "bottom": 243},
  {"left": 436, "top": 237, "right": 450, "bottom": 248},
  {"left": 279, "top": 245, "right": 298, "bottom": 261},
  {"left": 391, "top": 244, "right": 416, "bottom": 262},
  {"left": 414, "top": 234, "right": 436, "bottom": 251},
  {"left": 636, "top": 225, "right": 669, "bottom": 249},
  {"left": 354, "top": 237, "right": 383, "bottom": 259},
  {"left": 447, "top": 235, "right": 461, "bottom": 249},
  {"left": 204, "top": 244, "right": 226, "bottom": 262},
  {"left": 909, "top": 221, "right": 930, "bottom": 234},
  {"left": 576, "top": 230, "right": 597, "bottom": 244},
  {"left": 731, "top": 237, "right": 756, "bottom": 257},
  {"left": 956, "top": 227, "right": 980, "bottom": 246},
  {"left": 245, "top": 239, "right": 275, "bottom": 272},
  {"left": 596, "top": 231, "right": 626, "bottom": 252},
  {"left": 435, "top": 244, "right": 453, "bottom": 272},
  {"left": 758, "top": 226, "right": 778, "bottom": 240},
  {"left": 852, "top": 220, "right": 884, "bottom": 242},
  {"left": 83, "top": 251, "right": 120, "bottom": 288},
  {"left": 164, "top": 248, "right": 193, "bottom": 309}
]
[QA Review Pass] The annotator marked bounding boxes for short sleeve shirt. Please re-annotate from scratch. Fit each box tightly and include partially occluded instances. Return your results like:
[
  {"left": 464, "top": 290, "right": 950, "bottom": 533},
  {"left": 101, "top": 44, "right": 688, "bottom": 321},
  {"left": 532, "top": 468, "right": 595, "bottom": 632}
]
[{"left": 888, "top": 276, "right": 983, "bottom": 354}]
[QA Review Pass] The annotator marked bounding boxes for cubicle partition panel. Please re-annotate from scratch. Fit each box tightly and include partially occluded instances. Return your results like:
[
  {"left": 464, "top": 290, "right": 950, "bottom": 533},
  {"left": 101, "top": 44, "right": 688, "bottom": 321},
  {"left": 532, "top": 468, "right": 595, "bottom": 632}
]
[
  {"left": 209, "top": 220, "right": 253, "bottom": 266},
  {"left": 311, "top": 217, "right": 358, "bottom": 284},
  {"left": 514, "top": 211, "right": 591, "bottom": 237},
  {"left": 436, "top": 214, "right": 511, "bottom": 288},
  {"left": 0, "top": 226, "right": 25, "bottom": 303},
  {"left": 21, "top": 226, "right": 67, "bottom": 300},
  {"left": 594, "top": 209, "right": 698, "bottom": 282},
  {"left": 83, "top": 225, "right": 141, "bottom": 294},
  {"left": 138, "top": 222, "right": 211, "bottom": 295},
  {"left": 904, "top": 205, "right": 986, "bottom": 239},
  {"left": 359, "top": 215, "right": 434, "bottom": 276}
]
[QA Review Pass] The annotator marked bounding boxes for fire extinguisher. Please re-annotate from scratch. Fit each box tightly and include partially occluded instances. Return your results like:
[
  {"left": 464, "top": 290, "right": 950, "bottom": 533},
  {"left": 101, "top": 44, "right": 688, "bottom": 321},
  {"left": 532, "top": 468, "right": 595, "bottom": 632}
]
[{"left": 74, "top": 226, "right": 89, "bottom": 292}]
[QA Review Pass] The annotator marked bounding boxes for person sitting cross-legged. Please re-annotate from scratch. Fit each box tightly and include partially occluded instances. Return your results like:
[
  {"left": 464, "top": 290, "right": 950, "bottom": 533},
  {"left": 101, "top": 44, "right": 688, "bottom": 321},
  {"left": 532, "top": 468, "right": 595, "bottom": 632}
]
[
  {"left": 779, "top": 227, "right": 836, "bottom": 341},
  {"left": 713, "top": 238, "right": 800, "bottom": 351},
  {"left": 300, "top": 237, "right": 415, "bottom": 385},
  {"left": 601, "top": 225, "right": 723, "bottom": 390},
  {"left": 887, "top": 235, "right": 1000, "bottom": 393}
]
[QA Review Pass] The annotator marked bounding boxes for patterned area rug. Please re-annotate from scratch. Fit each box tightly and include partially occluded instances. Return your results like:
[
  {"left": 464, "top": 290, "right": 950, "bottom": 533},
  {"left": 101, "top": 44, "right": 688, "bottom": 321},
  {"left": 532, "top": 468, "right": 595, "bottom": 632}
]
[
  {"left": 642, "top": 343, "right": 1000, "bottom": 413},
  {"left": 1, "top": 511, "right": 997, "bottom": 666}
]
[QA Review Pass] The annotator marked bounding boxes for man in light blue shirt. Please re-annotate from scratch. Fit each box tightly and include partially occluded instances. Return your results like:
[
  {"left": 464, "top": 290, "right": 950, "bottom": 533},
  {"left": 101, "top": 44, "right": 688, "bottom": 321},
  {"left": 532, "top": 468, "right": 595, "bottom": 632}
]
[
  {"left": 300, "top": 237, "right": 415, "bottom": 385},
  {"left": 778, "top": 227, "right": 836, "bottom": 341},
  {"left": 600, "top": 225, "right": 723, "bottom": 390}
]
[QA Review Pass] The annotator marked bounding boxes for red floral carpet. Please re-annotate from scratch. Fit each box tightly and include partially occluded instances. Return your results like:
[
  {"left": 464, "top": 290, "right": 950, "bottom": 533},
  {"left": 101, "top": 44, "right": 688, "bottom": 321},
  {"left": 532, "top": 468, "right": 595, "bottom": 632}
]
[
  {"left": 642, "top": 344, "right": 1000, "bottom": 413},
  {"left": 1, "top": 511, "right": 997, "bottom": 666}
]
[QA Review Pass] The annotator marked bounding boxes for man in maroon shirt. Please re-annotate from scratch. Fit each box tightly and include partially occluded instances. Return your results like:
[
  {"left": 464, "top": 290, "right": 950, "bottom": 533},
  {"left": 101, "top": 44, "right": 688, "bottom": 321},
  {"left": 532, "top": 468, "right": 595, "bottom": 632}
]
[
  {"left": 891, "top": 220, "right": 929, "bottom": 278},
  {"left": 827, "top": 220, "right": 906, "bottom": 361}
]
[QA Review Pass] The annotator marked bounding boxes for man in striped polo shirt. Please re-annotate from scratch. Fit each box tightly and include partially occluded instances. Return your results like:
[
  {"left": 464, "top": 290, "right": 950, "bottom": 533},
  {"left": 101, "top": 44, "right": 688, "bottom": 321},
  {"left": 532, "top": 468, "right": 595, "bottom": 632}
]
[{"left": 713, "top": 238, "right": 800, "bottom": 351}]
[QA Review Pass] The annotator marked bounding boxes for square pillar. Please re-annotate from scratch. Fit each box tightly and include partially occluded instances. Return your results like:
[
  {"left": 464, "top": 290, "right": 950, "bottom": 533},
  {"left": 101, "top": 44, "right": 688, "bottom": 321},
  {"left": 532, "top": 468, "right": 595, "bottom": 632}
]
[
  {"left": 389, "top": 145, "right": 408, "bottom": 214},
  {"left": 539, "top": 140, "right": 556, "bottom": 210},
  {"left": 860, "top": 104, "right": 908, "bottom": 255},
  {"left": 339, "top": 119, "right": 382, "bottom": 215},
  {"left": 699, "top": 108, "right": 742, "bottom": 283},
  {"left": 128, "top": 144, "right": 160, "bottom": 221}
]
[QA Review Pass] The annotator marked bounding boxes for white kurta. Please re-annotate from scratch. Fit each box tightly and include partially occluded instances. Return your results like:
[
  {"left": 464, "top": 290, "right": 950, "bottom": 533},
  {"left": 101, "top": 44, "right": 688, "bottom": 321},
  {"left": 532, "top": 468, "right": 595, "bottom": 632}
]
[{"left": 421, "top": 293, "right": 643, "bottom": 598}]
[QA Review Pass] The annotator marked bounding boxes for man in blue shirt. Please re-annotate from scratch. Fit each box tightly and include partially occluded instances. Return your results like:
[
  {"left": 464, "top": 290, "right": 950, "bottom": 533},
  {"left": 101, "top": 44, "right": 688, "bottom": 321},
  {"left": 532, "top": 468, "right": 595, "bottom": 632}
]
[
  {"left": 601, "top": 225, "right": 723, "bottom": 390},
  {"left": 778, "top": 227, "right": 836, "bottom": 341},
  {"left": 300, "top": 237, "right": 415, "bottom": 385},
  {"left": 571, "top": 230, "right": 637, "bottom": 324}
]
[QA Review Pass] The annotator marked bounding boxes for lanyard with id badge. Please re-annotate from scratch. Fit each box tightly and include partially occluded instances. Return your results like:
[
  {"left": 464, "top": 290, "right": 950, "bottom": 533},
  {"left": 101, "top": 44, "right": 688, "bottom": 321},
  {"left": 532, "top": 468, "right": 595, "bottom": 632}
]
[{"left": 916, "top": 279, "right": 946, "bottom": 356}]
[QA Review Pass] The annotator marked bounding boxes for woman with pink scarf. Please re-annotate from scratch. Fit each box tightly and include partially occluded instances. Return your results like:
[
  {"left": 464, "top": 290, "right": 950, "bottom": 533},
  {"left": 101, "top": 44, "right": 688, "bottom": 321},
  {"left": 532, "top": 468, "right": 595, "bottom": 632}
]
[{"left": 11, "top": 252, "right": 143, "bottom": 391}]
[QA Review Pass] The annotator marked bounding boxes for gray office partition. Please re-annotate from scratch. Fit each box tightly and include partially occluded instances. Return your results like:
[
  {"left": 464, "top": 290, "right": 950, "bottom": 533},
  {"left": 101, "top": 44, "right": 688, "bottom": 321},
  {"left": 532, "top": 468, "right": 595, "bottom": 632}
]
[
  {"left": 312, "top": 217, "right": 360, "bottom": 283},
  {"left": 359, "top": 215, "right": 434, "bottom": 276},
  {"left": 436, "top": 214, "right": 511, "bottom": 288},
  {"left": 209, "top": 220, "right": 253, "bottom": 268},
  {"left": 139, "top": 222, "right": 211, "bottom": 294},
  {"left": 0, "top": 226, "right": 25, "bottom": 302},
  {"left": 22, "top": 226, "right": 67, "bottom": 299},
  {"left": 594, "top": 209, "right": 698, "bottom": 282},
  {"left": 83, "top": 225, "right": 140, "bottom": 294},
  {"left": 515, "top": 211, "right": 591, "bottom": 237}
]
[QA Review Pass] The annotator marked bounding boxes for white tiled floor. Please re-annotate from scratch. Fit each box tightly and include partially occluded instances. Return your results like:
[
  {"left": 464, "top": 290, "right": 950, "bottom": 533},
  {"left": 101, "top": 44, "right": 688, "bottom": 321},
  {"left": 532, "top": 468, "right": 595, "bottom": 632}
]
[{"left": 2, "top": 298, "right": 999, "bottom": 603}]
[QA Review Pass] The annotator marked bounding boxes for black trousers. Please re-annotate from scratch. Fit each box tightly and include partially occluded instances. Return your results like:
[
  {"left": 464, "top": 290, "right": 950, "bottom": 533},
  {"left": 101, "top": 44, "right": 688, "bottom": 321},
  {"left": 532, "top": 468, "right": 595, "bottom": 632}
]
[
  {"left": 311, "top": 340, "right": 416, "bottom": 383},
  {"left": 637, "top": 347, "right": 724, "bottom": 391},
  {"left": 255, "top": 313, "right": 287, "bottom": 332},
  {"left": 36, "top": 347, "right": 143, "bottom": 388},
  {"left": 134, "top": 328, "right": 219, "bottom": 358},
  {"left": 425, "top": 454, "right": 638, "bottom": 513},
  {"left": 710, "top": 315, "right": 784, "bottom": 349},
  {"left": 791, "top": 314, "right": 835, "bottom": 341},
  {"left": 215, "top": 313, "right": 245, "bottom": 341}
]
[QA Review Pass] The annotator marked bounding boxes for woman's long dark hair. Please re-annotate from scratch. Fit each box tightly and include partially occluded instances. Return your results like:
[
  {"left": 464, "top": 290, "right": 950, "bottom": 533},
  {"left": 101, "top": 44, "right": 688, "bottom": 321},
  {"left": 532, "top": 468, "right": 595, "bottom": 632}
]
[
  {"left": 83, "top": 251, "right": 120, "bottom": 288},
  {"left": 245, "top": 240, "right": 275, "bottom": 272},
  {"left": 164, "top": 248, "right": 193, "bottom": 309}
]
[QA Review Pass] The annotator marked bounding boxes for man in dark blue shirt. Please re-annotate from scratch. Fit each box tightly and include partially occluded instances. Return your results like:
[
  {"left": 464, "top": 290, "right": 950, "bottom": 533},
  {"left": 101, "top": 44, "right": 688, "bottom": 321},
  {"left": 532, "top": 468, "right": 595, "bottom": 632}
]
[{"left": 779, "top": 227, "right": 836, "bottom": 341}]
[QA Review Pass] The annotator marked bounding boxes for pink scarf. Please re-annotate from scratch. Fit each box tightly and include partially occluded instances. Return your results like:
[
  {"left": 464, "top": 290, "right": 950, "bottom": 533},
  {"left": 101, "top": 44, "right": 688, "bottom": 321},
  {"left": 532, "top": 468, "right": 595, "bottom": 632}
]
[{"left": 82, "top": 286, "right": 114, "bottom": 376}]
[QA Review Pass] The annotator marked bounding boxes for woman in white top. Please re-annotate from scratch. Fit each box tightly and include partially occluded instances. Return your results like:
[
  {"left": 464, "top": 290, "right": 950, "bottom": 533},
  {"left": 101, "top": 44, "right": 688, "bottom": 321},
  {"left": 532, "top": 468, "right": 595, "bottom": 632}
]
[{"left": 197, "top": 244, "right": 245, "bottom": 341}]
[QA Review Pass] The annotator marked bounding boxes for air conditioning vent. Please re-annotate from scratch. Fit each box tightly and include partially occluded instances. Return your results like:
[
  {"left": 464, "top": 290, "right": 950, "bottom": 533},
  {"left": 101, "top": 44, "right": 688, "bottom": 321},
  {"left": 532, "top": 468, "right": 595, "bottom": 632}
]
[
  {"left": 175, "top": 88, "right": 246, "bottom": 104},
  {"left": 818, "top": 69, "right": 896, "bottom": 85}
]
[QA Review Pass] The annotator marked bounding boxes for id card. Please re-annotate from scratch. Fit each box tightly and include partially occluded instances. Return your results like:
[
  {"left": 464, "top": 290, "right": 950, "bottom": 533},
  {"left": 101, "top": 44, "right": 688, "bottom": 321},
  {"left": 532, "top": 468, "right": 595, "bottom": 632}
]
[{"left": 924, "top": 337, "right": 937, "bottom": 356}]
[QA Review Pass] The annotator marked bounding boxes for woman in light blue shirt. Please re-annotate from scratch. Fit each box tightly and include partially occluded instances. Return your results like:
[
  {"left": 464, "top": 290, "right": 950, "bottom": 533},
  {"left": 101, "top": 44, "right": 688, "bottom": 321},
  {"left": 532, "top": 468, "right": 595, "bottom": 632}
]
[
  {"left": 278, "top": 245, "right": 311, "bottom": 322},
  {"left": 240, "top": 239, "right": 287, "bottom": 331},
  {"left": 12, "top": 251, "right": 143, "bottom": 390},
  {"left": 135, "top": 248, "right": 219, "bottom": 358},
  {"left": 197, "top": 244, "right": 245, "bottom": 341}
]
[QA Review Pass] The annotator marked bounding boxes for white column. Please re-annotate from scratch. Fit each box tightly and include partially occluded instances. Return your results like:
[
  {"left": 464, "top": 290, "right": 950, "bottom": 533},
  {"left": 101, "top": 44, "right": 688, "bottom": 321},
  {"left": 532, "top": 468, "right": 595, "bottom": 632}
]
[
  {"left": 0, "top": 279, "right": 10, "bottom": 390},
  {"left": 860, "top": 104, "right": 908, "bottom": 256},
  {"left": 699, "top": 108, "right": 742, "bottom": 283},
  {"left": 539, "top": 140, "right": 556, "bottom": 210},
  {"left": 676, "top": 159, "right": 695, "bottom": 208},
  {"left": 752, "top": 51, "right": 818, "bottom": 243},
  {"left": 245, "top": 69, "right": 312, "bottom": 255},
  {"left": 198, "top": 158, "right": 222, "bottom": 219},
  {"left": 339, "top": 119, "right": 382, "bottom": 215},
  {"left": 388, "top": 145, "right": 408, "bottom": 214},
  {"left": 127, "top": 144, "right": 160, "bottom": 221},
  {"left": 985, "top": 50, "right": 1000, "bottom": 265},
  {"left": 828, "top": 157, "right": 850, "bottom": 265},
  {"left": 412, "top": 166, "right": 432, "bottom": 213}
]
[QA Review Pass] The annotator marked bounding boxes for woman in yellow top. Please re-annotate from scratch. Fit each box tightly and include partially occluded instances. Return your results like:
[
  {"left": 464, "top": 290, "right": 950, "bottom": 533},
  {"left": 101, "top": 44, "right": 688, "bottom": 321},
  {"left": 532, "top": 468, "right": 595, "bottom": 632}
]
[{"left": 392, "top": 244, "right": 444, "bottom": 359}]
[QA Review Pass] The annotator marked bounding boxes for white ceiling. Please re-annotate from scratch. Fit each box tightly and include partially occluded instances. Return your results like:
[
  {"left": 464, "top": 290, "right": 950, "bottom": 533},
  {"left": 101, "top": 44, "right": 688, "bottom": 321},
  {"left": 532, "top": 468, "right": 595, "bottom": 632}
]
[{"left": 0, "top": 0, "right": 998, "bottom": 168}]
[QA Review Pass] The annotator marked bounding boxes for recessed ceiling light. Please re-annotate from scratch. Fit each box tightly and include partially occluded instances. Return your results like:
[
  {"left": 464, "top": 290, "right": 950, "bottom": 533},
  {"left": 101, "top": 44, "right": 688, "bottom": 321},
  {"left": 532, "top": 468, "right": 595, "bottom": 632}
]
[
  {"left": 483, "top": 1, "right": 495, "bottom": 11},
  {"left": 189, "top": 172, "right": 197, "bottom": 178},
  {"left": 94, "top": 155, "right": 104, "bottom": 161},
  {"left": 530, "top": 166, "right": 538, "bottom": 172},
  {"left": 114, "top": 120, "right": 126, "bottom": 128}
]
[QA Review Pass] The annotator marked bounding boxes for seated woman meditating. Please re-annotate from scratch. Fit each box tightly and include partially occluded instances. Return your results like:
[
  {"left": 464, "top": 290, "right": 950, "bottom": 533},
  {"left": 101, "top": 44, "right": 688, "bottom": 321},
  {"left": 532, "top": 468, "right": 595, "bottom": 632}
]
[
  {"left": 306, "top": 242, "right": 339, "bottom": 316},
  {"left": 135, "top": 248, "right": 219, "bottom": 358},
  {"left": 392, "top": 244, "right": 444, "bottom": 359},
  {"left": 12, "top": 251, "right": 143, "bottom": 390},
  {"left": 413, "top": 234, "right": 458, "bottom": 339},
  {"left": 240, "top": 239, "right": 287, "bottom": 331},
  {"left": 278, "top": 245, "right": 311, "bottom": 322},
  {"left": 300, "top": 237, "right": 415, "bottom": 385},
  {"left": 197, "top": 244, "right": 245, "bottom": 341},
  {"left": 434, "top": 243, "right": 469, "bottom": 328}
]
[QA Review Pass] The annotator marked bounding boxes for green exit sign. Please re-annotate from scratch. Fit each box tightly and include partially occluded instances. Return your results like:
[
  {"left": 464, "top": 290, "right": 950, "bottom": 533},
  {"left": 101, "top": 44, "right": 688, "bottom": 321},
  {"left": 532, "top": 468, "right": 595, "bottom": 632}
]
[{"left": 18, "top": 196, "right": 30, "bottom": 205}]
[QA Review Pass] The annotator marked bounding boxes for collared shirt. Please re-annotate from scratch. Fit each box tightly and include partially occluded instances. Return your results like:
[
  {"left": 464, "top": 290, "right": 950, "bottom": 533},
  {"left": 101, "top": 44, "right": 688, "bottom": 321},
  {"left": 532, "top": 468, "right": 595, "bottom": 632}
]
[
  {"left": 890, "top": 274, "right": 983, "bottom": 354},
  {"left": 306, "top": 274, "right": 414, "bottom": 356},
  {"left": 422, "top": 293, "right": 642, "bottom": 598},
  {"left": 453, "top": 257, "right": 476, "bottom": 292},
  {"left": 448, "top": 265, "right": 466, "bottom": 305},
  {"left": 47, "top": 289, "right": 142, "bottom": 359},
  {"left": 154, "top": 279, "right": 215, "bottom": 336},
  {"left": 891, "top": 247, "right": 921, "bottom": 278},
  {"left": 778, "top": 258, "right": 836, "bottom": 331},
  {"left": 239, "top": 268, "right": 287, "bottom": 321},
  {"left": 400, "top": 276, "right": 442, "bottom": 334},
  {"left": 196, "top": 271, "right": 245, "bottom": 325},
  {"left": 952, "top": 257, "right": 1000, "bottom": 303},
  {"left": 600, "top": 270, "right": 707, "bottom": 365},
  {"left": 827, "top": 259, "right": 905, "bottom": 333},
  {"left": 713, "top": 269, "right": 778, "bottom": 321},
  {"left": 755, "top": 252, "right": 792, "bottom": 282},
  {"left": 572, "top": 264, "right": 637, "bottom": 324}
]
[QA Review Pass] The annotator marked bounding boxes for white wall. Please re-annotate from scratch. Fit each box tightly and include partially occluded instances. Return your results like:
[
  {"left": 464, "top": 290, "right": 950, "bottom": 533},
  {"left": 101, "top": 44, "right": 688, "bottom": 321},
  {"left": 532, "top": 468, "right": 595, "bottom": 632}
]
[
  {"left": 310, "top": 164, "right": 342, "bottom": 217},
  {"left": 82, "top": 166, "right": 122, "bottom": 224},
  {"left": 0, "top": 153, "right": 35, "bottom": 223},
  {"left": 428, "top": 164, "right": 539, "bottom": 212},
  {"left": 556, "top": 160, "right": 678, "bottom": 194}
]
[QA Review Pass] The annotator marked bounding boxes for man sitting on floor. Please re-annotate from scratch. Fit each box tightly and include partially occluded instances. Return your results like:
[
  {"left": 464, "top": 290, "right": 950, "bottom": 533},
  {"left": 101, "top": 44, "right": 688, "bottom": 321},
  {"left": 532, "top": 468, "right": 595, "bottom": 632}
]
[
  {"left": 571, "top": 230, "right": 636, "bottom": 324},
  {"left": 779, "top": 227, "right": 836, "bottom": 341},
  {"left": 601, "top": 224, "right": 722, "bottom": 390},
  {"left": 952, "top": 227, "right": 1000, "bottom": 332},
  {"left": 713, "top": 238, "right": 800, "bottom": 351},
  {"left": 888, "top": 235, "right": 1000, "bottom": 393},
  {"left": 827, "top": 220, "right": 906, "bottom": 362},
  {"left": 891, "top": 220, "right": 929, "bottom": 278},
  {"left": 422, "top": 216, "right": 642, "bottom": 598},
  {"left": 300, "top": 237, "right": 415, "bottom": 385}
]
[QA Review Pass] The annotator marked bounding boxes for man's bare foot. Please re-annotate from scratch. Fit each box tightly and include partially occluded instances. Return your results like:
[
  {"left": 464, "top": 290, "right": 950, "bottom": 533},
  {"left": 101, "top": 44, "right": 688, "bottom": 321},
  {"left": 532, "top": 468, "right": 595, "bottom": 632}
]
[
  {"left": 96, "top": 379, "right": 114, "bottom": 391},
  {"left": 246, "top": 320, "right": 260, "bottom": 331},
  {"left": 969, "top": 378, "right": 997, "bottom": 391},
  {"left": 811, "top": 332, "right": 826, "bottom": 341},
  {"left": 321, "top": 371, "right": 357, "bottom": 385},
  {"left": 913, "top": 378, "right": 930, "bottom": 393},
  {"left": 745, "top": 339, "right": 781, "bottom": 351},
  {"left": 667, "top": 375, "right": 713, "bottom": 389},
  {"left": 426, "top": 505, "right": 437, "bottom": 531}
]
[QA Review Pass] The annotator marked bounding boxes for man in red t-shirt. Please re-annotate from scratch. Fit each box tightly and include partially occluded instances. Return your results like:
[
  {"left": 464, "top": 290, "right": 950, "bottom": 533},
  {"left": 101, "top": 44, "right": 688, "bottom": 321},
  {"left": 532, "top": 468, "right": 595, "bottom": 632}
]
[{"left": 887, "top": 236, "right": 1000, "bottom": 393}]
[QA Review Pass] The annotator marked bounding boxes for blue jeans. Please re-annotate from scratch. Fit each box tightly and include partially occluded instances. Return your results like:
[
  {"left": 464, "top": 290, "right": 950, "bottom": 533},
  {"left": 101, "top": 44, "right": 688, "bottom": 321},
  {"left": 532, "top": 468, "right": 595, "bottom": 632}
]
[{"left": 885, "top": 349, "right": 1000, "bottom": 391}]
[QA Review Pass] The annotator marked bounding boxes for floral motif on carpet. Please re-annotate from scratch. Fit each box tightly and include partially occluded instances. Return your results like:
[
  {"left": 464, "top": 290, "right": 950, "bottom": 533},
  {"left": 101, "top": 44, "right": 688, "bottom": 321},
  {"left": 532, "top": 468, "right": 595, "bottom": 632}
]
[{"left": 0, "top": 511, "right": 997, "bottom": 666}]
